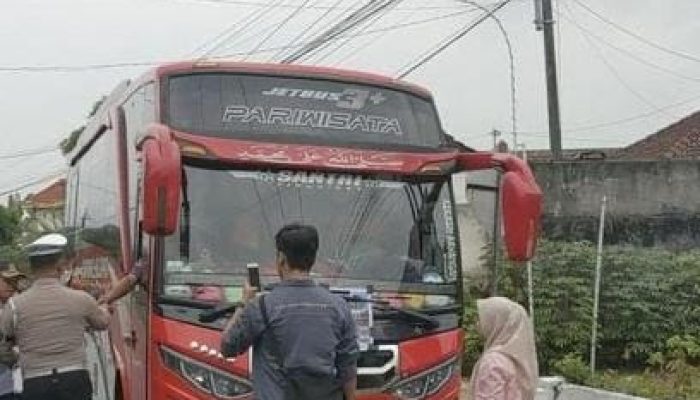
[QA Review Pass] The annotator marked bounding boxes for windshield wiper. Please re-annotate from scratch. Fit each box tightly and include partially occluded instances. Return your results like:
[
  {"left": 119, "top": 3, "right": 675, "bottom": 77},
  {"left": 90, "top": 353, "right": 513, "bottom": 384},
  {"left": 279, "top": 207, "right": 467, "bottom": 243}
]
[
  {"left": 157, "top": 295, "right": 241, "bottom": 324},
  {"left": 158, "top": 295, "right": 218, "bottom": 310},
  {"left": 197, "top": 302, "right": 243, "bottom": 323},
  {"left": 341, "top": 294, "right": 439, "bottom": 330}
]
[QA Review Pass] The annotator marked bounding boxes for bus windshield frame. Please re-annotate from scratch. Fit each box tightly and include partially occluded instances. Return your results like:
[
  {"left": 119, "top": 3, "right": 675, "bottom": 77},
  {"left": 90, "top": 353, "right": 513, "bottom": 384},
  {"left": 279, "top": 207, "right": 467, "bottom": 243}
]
[{"left": 159, "top": 165, "right": 461, "bottom": 309}]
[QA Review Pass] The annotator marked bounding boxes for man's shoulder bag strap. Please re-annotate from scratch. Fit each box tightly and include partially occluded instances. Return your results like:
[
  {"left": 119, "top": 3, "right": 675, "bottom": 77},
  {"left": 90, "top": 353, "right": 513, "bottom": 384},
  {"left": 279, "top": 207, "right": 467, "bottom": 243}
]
[{"left": 258, "top": 295, "right": 284, "bottom": 367}]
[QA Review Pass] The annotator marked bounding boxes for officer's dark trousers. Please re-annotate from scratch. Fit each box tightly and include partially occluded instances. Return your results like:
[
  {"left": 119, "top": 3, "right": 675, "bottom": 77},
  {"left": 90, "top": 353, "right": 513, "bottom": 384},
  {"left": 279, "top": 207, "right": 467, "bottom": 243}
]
[{"left": 23, "top": 370, "right": 92, "bottom": 400}]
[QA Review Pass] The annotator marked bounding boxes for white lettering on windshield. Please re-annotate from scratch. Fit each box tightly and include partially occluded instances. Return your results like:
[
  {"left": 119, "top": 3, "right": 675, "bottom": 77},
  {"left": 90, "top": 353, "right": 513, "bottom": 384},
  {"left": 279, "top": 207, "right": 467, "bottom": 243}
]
[
  {"left": 442, "top": 200, "right": 458, "bottom": 282},
  {"left": 261, "top": 87, "right": 387, "bottom": 110},
  {"left": 256, "top": 170, "right": 379, "bottom": 190},
  {"left": 222, "top": 105, "right": 403, "bottom": 136}
]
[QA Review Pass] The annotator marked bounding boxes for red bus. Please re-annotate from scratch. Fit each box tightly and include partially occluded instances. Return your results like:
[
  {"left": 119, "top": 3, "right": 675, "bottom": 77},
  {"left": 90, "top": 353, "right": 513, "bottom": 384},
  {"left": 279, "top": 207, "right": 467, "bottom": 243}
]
[{"left": 65, "top": 61, "right": 541, "bottom": 400}]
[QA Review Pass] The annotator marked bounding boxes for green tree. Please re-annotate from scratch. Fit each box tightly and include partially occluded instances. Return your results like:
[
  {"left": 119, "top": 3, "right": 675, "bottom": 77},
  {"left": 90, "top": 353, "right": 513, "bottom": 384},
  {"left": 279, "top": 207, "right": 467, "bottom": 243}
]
[
  {"left": 59, "top": 96, "right": 106, "bottom": 155},
  {"left": 0, "top": 203, "right": 25, "bottom": 265}
]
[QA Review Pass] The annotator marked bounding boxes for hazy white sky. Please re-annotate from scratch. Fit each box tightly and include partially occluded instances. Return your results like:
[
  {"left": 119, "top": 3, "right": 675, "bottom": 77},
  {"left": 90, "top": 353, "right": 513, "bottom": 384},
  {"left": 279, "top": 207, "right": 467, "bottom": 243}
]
[{"left": 1, "top": 0, "right": 699, "bottom": 195}]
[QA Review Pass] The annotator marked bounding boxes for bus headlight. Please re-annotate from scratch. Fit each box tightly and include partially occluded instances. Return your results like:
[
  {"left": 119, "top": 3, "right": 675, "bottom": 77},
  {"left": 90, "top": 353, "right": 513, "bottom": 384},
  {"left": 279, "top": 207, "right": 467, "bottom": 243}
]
[
  {"left": 394, "top": 359, "right": 457, "bottom": 399},
  {"left": 161, "top": 347, "right": 252, "bottom": 398}
]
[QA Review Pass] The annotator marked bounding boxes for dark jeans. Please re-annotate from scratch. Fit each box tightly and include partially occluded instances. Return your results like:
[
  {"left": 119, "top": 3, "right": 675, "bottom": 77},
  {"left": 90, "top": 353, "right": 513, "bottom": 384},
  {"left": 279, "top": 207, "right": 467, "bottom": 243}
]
[
  {"left": 0, "top": 393, "right": 18, "bottom": 400},
  {"left": 23, "top": 370, "right": 92, "bottom": 400}
]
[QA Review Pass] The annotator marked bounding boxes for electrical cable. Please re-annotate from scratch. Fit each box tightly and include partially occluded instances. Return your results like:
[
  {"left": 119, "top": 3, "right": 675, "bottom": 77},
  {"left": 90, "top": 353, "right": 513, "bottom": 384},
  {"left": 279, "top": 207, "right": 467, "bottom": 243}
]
[
  {"left": 514, "top": 93, "right": 700, "bottom": 138},
  {"left": 243, "top": 0, "right": 315, "bottom": 61},
  {"left": 0, "top": 146, "right": 58, "bottom": 160},
  {"left": 456, "top": 0, "right": 517, "bottom": 147},
  {"left": 570, "top": 0, "right": 700, "bottom": 64},
  {"left": 563, "top": 3, "right": 677, "bottom": 119},
  {"left": 314, "top": 0, "right": 403, "bottom": 65},
  {"left": 198, "top": 0, "right": 286, "bottom": 60},
  {"left": 560, "top": 12, "right": 700, "bottom": 84},
  {"left": 328, "top": 8, "right": 481, "bottom": 67},
  {"left": 187, "top": 6, "right": 266, "bottom": 57},
  {"left": 172, "top": 0, "right": 496, "bottom": 11},
  {"left": 289, "top": 0, "right": 387, "bottom": 64},
  {"left": 0, "top": 172, "right": 66, "bottom": 198},
  {"left": 329, "top": 8, "right": 416, "bottom": 66},
  {"left": 268, "top": 0, "right": 346, "bottom": 61},
  {"left": 396, "top": 0, "right": 512, "bottom": 78},
  {"left": 282, "top": 0, "right": 397, "bottom": 64},
  {"left": 0, "top": 8, "right": 477, "bottom": 72}
]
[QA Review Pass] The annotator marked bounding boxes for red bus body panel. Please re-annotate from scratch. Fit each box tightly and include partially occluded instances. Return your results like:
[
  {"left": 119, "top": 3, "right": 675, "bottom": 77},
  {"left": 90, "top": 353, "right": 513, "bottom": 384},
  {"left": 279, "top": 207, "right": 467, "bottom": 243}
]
[{"left": 70, "top": 62, "right": 541, "bottom": 400}]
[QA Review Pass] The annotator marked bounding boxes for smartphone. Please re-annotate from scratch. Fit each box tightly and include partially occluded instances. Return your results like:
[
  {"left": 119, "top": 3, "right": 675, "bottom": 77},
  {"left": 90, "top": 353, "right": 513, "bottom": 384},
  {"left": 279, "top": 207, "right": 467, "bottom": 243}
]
[{"left": 247, "top": 263, "right": 261, "bottom": 290}]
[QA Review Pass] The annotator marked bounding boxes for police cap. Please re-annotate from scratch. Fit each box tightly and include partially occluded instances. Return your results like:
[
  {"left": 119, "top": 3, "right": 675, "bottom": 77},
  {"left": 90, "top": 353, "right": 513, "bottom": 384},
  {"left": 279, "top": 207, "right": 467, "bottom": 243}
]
[{"left": 25, "top": 233, "right": 68, "bottom": 259}]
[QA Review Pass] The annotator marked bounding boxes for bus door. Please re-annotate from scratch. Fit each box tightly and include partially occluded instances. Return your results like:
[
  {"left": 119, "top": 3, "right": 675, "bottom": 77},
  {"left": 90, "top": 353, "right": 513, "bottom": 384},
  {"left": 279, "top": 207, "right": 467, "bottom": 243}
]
[{"left": 128, "top": 236, "right": 151, "bottom": 400}]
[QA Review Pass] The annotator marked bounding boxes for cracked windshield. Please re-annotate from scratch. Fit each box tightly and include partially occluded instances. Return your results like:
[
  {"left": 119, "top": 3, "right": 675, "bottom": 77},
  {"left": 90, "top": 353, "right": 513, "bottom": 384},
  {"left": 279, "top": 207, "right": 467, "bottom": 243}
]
[{"left": 162, "top": 166, "right": 459, "bottom": 309}]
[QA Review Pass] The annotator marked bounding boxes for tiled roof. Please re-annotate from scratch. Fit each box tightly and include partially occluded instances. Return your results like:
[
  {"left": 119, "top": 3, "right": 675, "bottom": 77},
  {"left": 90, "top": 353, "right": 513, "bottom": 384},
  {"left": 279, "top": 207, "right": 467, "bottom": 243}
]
[
  {"left": 24, "top": 178, "right": 66, "bottom": 209},
  {"left": 618, "top": 110, "right": 700, "bottom": 160}
]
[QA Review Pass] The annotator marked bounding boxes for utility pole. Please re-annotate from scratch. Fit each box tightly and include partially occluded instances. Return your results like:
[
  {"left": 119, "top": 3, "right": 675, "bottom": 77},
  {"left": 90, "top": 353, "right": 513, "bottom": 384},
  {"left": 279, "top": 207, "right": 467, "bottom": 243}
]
[
  {"left": 535, "top": 0, "right": 563, "bottom": 160},
  {"left": 591, "top": 195, "right": 607, "bottom": 375},
  {"left": 491, "top": 129, "right": 502, "bottom": 150}
]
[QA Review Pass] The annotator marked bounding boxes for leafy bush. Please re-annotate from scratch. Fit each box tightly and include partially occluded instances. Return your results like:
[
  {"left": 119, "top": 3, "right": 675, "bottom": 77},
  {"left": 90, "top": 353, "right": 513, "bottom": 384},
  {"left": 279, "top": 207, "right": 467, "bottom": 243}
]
[
  {"left": 464, "top": 240, "right": 700, "bottom": 375},
  {"left": 594, "top": 370, "right": 700, "bottom": 400},
  {"left": 461, "top": 299, "right": 483, "bottom": 376},
  {"left": 552, "top": 353, "right": 590, "bottom": 385}
]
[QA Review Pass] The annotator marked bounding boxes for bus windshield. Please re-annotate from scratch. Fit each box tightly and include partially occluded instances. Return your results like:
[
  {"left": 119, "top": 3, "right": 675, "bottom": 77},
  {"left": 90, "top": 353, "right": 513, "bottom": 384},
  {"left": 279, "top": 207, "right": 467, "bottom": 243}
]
[
  {"left": 166, "top": 73, "right": 445, "bottom": 149},
  {"left": 162, "top": 166, "right": 459, "bottom": 308}
]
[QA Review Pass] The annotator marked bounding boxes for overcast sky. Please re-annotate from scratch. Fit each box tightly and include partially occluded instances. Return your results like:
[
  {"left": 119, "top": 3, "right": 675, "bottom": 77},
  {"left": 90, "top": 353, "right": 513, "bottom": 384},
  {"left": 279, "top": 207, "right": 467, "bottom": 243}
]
[{"left": 2, "top": 0, "right": 700, "bottom": 196}]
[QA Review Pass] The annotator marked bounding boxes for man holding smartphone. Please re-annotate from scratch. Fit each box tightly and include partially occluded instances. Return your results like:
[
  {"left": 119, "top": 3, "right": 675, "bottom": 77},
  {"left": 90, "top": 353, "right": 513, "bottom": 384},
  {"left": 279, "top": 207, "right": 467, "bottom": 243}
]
[{"left": 221, "top": 224, "right": 358, "bottom": 400}]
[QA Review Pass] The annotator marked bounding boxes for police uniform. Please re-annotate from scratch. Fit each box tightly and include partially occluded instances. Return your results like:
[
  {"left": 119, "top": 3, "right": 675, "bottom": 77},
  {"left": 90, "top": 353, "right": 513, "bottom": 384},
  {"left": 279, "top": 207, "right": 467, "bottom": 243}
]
[{"left": 0, "top": 234, "right": 110, "bottom": 400}]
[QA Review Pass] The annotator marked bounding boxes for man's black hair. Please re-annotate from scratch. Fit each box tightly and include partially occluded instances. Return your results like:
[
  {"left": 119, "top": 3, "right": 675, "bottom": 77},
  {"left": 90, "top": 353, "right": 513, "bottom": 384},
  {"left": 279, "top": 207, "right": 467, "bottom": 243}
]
[
  {"left": 275, "top": 224, "right": 319, "bottom": 271},
  {"left": 29, "top": 254, "right": 63, "bottom": 270}
]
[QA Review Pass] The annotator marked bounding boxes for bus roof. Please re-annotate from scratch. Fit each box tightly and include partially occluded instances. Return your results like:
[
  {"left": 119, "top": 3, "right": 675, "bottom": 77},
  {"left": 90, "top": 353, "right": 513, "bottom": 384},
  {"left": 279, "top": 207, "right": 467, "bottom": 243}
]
[
  {"left": 153, "top": 61, "right": 433, "bottom": 100},
  {"left": 69, "top": 61, "right": 436, "bottom": 164}
]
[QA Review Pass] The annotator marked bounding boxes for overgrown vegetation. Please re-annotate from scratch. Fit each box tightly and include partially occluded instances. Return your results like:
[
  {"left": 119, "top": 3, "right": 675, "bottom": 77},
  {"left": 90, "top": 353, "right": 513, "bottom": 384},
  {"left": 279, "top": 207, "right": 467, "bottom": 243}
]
[{"left": 463, "top": 239, "right": 700, "bottom": 398}]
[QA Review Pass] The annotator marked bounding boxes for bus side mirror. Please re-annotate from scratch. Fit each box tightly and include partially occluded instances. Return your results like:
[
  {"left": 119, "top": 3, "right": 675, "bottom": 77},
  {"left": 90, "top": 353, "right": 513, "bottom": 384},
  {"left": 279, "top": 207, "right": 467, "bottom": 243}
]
[
  {"left": 456, "top": 152, "right": 542, "bottom": 261},
  {"left": 141, "top": 131, "right": 182, "bottom": 236},
  {"left": 500, "top": 167, "right": 542, "bottom": 261}
]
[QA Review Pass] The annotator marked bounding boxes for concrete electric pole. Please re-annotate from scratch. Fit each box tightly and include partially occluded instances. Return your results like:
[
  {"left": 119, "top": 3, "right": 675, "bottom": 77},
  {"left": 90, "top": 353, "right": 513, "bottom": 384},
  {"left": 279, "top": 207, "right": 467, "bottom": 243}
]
[{"left": 535, "top": 0, "right": 563, "bottom": 160}]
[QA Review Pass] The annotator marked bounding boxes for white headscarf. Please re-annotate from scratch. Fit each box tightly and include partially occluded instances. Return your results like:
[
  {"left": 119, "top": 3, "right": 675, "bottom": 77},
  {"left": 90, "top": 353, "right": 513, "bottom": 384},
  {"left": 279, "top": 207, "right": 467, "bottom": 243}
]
[{"left": 471, "top": 297, "right": 539, "bottom": 400}]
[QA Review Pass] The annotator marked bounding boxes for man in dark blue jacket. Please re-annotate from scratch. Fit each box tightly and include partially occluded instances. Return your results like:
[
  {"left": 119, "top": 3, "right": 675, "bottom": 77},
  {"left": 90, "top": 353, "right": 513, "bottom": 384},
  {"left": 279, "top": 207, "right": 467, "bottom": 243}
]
[{"left": 221, "top": 223, "right": 358, "bottom": 400}]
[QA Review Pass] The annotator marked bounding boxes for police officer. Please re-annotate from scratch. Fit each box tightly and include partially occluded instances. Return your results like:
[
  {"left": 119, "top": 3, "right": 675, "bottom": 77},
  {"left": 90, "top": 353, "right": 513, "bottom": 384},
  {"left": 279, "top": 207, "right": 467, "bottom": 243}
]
[{"left": 0, "top": 233, "right": 110, "bottom": 400}]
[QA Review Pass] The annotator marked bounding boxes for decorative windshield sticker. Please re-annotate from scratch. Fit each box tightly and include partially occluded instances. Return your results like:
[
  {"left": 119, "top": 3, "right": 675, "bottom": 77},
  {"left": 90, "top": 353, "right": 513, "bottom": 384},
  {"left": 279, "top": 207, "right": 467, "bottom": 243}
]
[
  {"left": 261, "top": 87, "right": 387, "bottom": 110},
  {"left": 442, "top": 200, "right": 458, "bottom": 282},
  {"left": 228, "top": 170, "right": 402, "bottom": 190},
  {"left": 266, "top": 171, "right": 377, "bottom": 190},
  {"left": 222, "top": 105, "right": 403, "bottom": 136}
]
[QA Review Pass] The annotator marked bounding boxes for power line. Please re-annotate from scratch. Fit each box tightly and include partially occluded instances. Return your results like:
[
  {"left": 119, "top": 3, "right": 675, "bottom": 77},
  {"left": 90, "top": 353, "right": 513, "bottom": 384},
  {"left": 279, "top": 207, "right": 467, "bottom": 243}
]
[
  {"left": 269, "top": 0, "right": 345, "bottom": 61},
  {"left": 396, "top": 0, "right": 512, "bottom": 78},
  {"left": 560, "top": 12, "right": 700, "bottom": 84},
  {"left": 330, "top": 5, "right": 423, "bottom": 66},
  {"left": 0, "top": 7, "right": 486, "bottom": 73},
  {"left": 199, "top": 0, "right": 286, "bottom": 59},
  {"left": 281, "top": 0, "right": 398, "bottom": 64},
  {"left": 0, "top": 146, "right": 59, "bottom": 160},
  {"left": 313, "top": 0, "right": 403, "bottom": 65},
  {"left": 570, "top": 0, "right": 700, "bottom": 64},
  {"left": 563, "top": 3, "right": 676, "bottom": 119},
  {"left": 0, "top": 61, "right": 156, "bottom": 72},
  {"left": 187, "top": 5, "right": 271, "bottom": 57},
  {"left": 519, "top": 93, "right": 700, "bottom": 136},
  {"left": 457, "top": 0, "right": 517, "bottom": 147},
  {"left": 0, "top": 172, "right": 66, "bottom": 198},
  {"left": 244, "top": 0, "right": 315, "bottom": 61},
  {"left": 171, "top": 0, "right": 506, "bottom": 11}
]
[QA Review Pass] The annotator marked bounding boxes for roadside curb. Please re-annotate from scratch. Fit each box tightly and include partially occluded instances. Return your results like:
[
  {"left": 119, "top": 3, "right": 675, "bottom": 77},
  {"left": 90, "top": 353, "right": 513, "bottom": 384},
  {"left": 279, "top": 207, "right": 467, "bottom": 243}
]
[{"left": 537, "top": 377, "right": 648, "bottom": 400}]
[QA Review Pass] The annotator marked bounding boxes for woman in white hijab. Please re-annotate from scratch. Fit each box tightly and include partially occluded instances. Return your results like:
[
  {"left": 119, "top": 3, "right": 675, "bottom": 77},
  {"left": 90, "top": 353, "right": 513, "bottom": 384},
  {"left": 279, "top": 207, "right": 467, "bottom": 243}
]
[{"left": 470, "top": 297, "right": 538, "bottom": 400}]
